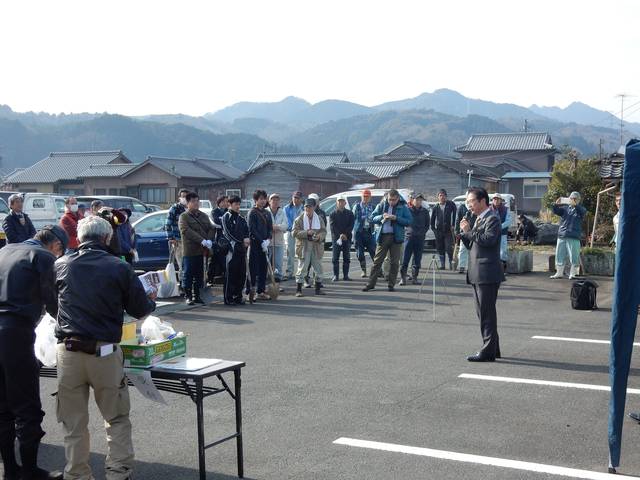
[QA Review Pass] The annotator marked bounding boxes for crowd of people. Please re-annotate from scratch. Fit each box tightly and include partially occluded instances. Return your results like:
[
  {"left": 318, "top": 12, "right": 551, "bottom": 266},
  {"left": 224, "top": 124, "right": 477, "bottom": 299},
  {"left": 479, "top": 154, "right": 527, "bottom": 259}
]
[{"left": 163, "top": 187, "right": 521, "bottom": 304}]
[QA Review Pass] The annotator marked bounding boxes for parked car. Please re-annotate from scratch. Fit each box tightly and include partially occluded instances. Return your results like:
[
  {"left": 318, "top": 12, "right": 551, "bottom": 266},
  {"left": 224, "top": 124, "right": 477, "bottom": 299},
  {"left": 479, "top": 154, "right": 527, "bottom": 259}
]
[
  {"left": 132, "top": 208, "right": 212, "bottom": 271},
  {"left": 199, "top": 200, "right": 212, "bottom": 209},
  {"left": 146, "top": 204, "right": 163, "bottom": 212},
  {"left": 76, "top": 196, "right": 153, "bottom": 221},
  {"left": 319, "top": 189, "right": 436, "bottom": 249},
  {"left": 0, "top": 191, "right": 21, "bottom": 204},
  {"left": 22, "top": 193, "right": 66, "bottom": 230}
]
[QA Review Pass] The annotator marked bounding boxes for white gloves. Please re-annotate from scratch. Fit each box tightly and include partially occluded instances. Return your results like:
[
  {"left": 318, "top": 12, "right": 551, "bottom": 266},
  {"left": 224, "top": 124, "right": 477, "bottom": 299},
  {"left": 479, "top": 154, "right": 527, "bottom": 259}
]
[
  {"left": 336, "top": 238, "right": 343, "bottom": 246},
  {"left": 261, "top": 239, "right": 270, "bottom": 252},
  {"left": 201, "top": 239, "right": 213, "bottom": 249}
]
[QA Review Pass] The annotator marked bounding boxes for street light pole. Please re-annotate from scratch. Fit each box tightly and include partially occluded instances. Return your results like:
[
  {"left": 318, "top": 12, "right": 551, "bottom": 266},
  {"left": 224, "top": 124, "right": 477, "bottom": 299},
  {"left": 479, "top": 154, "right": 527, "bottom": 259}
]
[{"left": 466, "top": 169, "right": 473, "bottom": 187}]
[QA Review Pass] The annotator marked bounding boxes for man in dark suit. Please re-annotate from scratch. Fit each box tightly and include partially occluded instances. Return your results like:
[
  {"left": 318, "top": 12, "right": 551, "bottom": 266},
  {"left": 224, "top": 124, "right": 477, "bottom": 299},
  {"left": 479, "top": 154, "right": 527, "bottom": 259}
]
[
  {"left": 430, "top": 189, "right": 457, "bottom": 270},
  {"left": 459, "top": 187, "right": 504, "bottom": 362}
]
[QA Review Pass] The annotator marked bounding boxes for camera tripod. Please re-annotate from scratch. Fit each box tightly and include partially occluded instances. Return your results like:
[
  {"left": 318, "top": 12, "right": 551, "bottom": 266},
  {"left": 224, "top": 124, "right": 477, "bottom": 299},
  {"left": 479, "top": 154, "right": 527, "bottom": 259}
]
[{"left": 418, "top": 253, "right": 456, "bottom": 322}]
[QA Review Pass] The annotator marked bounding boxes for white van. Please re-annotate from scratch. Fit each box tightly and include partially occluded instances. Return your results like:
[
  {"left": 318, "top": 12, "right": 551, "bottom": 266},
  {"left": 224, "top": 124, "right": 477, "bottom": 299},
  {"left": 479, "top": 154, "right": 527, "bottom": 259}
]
[
  {"left": 452, "top": 192, "right": 517, "bottom": 230},
  {"left": 23, "top": 193, "right": 66, "bottom": 230},
  {"left": 319, "top": 188, "right": 436, "bottom": 248}
]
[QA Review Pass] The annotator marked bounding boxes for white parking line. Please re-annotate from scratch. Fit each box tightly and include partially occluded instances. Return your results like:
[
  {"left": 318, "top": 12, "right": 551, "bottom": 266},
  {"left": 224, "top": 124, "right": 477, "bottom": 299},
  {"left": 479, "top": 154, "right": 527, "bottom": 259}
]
[
  {"left": 334, "top": 437, "right": 631, "bottom": 479},
  {"left": 459, "top": 373, "right": 640, "bottom": 394},
  {"left": 532, "top": 335, "right": 640, "bottom": 346}
]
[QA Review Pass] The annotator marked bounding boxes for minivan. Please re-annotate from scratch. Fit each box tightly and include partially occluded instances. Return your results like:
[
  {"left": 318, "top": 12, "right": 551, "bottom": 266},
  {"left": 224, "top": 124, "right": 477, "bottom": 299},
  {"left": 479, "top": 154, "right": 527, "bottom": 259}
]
[
  {"left": 319, "top": 188, "right": 436, "bottom": 249},
  {"left": 76, "top": 196, "right": 152, "bottom": 222},
  {"left": 22, "top": 193, "right": 67, "bottom": 230}
]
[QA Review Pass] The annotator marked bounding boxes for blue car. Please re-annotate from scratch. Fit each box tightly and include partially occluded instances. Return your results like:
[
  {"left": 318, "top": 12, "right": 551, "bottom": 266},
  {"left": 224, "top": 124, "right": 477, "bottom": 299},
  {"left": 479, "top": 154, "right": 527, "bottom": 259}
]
[
  {"left": 132, "top": 211, "right": 171, "bottom": 271},
  {"left": 132, "top": 208, "right": 212, "bottom": 271}
]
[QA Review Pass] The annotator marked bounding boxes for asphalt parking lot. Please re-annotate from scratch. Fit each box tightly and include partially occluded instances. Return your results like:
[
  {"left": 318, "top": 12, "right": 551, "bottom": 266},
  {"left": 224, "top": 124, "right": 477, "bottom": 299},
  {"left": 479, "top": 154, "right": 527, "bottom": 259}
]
[{"left": 27, "top": 254, "right": 640, "bottom": 479}]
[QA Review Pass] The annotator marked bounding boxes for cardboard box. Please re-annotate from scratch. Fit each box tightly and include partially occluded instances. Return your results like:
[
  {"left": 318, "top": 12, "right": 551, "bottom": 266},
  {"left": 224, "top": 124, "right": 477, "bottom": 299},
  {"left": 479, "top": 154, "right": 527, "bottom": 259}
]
[{"left": 120, "top": 336, "right": 187, "bottom": 368}]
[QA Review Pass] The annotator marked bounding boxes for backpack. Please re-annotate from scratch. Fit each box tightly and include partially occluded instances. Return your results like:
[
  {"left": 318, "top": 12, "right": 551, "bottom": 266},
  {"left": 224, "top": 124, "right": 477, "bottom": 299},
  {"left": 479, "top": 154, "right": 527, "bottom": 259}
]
[{"left": 570, "top": 280, "right": 598, "bottom": 310}]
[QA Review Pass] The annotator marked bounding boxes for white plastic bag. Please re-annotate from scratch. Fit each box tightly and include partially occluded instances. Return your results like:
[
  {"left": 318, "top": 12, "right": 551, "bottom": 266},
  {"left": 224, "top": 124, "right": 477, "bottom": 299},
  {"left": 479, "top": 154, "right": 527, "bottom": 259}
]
[
  {"left": 159, "top": 263, "right": 180, "bottom": 298},
  {"left": 34, "top": 313, "right": 58, "bottom": 367},
  {"left": 141, "top": 315, "right": 176, "bottom": 342}
]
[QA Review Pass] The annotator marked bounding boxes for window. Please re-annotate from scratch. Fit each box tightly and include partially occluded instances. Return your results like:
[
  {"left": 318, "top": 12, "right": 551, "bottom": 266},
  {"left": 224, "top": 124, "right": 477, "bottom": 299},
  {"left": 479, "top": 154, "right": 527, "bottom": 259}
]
[
  {"left": 119, "top": 189, "right": 127, "bottom": 196},
  {"left": 132, "top": 200, "right": 149, "bottom": 213},
  {"left": 94, "top": 189, "right": 106, "bottom": 195},
  {"left": 31, "top": 199, "right": 45, "bottom": 209},
  {"left": 523, "top": 179, "right": 549, "bottom": 199},
  {"left": 134, "top": 213, "right": 166, "bottom": 233},
  {"left": 108, "top": 188, "right": 119, "bottom": 195},
  {"left": 140, "top": 187, "right": 167, "bottom": 204},
  {"left": 226, "top": 189, "right": 241, "bottom": 198},
  {"left": 55, "top": 199, "right": 66, "bottom": 214},
  {"left": 0, "top": 199, "right": 8, "bottom": 215}
]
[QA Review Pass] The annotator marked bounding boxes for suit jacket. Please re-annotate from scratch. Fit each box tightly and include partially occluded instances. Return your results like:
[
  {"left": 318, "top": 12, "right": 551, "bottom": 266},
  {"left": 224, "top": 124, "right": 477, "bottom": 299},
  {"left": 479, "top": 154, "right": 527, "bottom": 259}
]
[{"left": 460, "top": 211, "right": 504, "bottom": 285}]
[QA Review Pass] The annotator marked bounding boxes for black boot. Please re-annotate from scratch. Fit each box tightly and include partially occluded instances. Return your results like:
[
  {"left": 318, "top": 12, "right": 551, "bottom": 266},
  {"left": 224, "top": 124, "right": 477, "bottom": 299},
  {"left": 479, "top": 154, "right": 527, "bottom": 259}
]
[
  {"left": 439, "top": 255, "right": 446, "bottom": 270},
  {"left": 193, "top": 285, "right": 205, "bottom": 305},
  {"left": 315, "top": 282, "right": 326, "bottom": 295},
  {"left": 19, "top": 443, "right": 63, "bottom": 480},
  {"left": 295, "top": 283, "right": 303, "bottom": 297},
  {"left": 184, "top": 288, "right": 194, "bottom": 306},
  {"left": 1, "top": 441, "right": 20, "bottom": 480},
  {"left": 399, "top": 267, "right": 407, "bottom": 286}
]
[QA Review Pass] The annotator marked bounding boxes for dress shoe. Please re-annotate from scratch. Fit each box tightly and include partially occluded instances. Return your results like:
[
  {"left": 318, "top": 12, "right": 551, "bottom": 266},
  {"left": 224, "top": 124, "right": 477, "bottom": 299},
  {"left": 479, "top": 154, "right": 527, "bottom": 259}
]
[
  {"left": 362, "top": 285, "right": 375, "bottom": 292},
  {"left": 387, "top": 286, "right": 395, "bottom": 292},
  {"left": 467, "top": 352, "right": 495, "bottom": 362},
  {"left": 628, "top": 411, "right": 640, "bottom": 422},
  {"left": 343, "top": 276, "right": 352, "bottom": 281},
  {"left": 331, "top": 275, "right": 339, "bottom": 282}
]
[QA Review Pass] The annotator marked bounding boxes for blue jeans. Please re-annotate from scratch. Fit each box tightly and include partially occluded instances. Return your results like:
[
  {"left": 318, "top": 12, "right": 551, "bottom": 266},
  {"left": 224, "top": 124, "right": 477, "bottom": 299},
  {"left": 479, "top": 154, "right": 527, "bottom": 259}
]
[
  {"left": 182, "top": 255, "right": 204, "bottom": 290},
  {"left": 331, "top": 239, "right": 351, "bottom": 277},
  {"left": 268, "top": 245, "right": 284, "bottom": 279},
  {"left": 355, "top": 229, "right": 376, "bottom": 265},
  {"left": 402, "top": 236, "right": 424, "bottom": 273}
]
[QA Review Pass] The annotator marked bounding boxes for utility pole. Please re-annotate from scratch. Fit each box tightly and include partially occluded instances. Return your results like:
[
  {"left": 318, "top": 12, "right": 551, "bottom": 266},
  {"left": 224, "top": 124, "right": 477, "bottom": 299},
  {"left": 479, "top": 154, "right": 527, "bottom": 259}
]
[
  {"left": 615, "top": 94, "right": 629, "bottom": 146},
  {"left": 466, "top": 169, "right": 473, "bottom": 187},
  {"left": 523, "top": 119, "right": 529, "bottom": 132},
  {"left": 599, "top": 139, "right": 604, "bottom": 161}
]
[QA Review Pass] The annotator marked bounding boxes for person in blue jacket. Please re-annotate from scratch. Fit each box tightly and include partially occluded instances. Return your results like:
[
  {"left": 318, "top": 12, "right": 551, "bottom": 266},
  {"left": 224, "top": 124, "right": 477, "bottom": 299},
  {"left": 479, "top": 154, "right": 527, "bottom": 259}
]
[
  {"left": 362, "top": 189, "right": 412, "bottom": 292},
  {"left": 550, "top": 191, "right": 587, "bottom": 280}
]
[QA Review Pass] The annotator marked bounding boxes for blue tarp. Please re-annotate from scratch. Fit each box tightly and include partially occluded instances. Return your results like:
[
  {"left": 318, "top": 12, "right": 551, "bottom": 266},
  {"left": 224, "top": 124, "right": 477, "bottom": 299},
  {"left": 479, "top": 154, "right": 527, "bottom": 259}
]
[{"left": 608, "top": 139, "right": 640, "bottom": 468}]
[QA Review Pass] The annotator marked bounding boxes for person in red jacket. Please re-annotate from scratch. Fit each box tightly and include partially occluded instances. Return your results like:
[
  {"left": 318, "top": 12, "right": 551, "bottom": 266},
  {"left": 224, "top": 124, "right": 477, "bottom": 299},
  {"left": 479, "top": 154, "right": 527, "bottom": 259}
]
[{"left": 59, "top": 197, "right": 80, "bottom": 250}]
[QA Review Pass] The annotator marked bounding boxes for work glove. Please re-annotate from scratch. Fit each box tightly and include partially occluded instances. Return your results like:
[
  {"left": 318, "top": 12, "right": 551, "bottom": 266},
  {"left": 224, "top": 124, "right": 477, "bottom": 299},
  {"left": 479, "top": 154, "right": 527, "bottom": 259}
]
[{"left": 261, "top": 239, "right": 270, "bottom": 252}]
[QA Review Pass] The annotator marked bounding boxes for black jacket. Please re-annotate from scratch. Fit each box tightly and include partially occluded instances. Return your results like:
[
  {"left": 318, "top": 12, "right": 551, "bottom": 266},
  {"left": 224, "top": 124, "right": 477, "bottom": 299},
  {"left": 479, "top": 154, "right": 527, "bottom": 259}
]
[
  {"left": 460, "top": 211, "right": 504, "bottom": 285},
  {"left": 329, "top": 208, "right": 355, "bottom": 241},
  {"left": 222, "top": 210, "right": 250, "bottom": 245},
  {"left": 248, "top": 207, "right": 273, "bottom": 245},
  {"left": 406, "top": 205, "right": 430, "bottom": 239},
  {"left": 430, "top": 200, "right": 457, "bottom": 233},
  {"left": 315, "top": 207, "right": 327, "bottom": 226},
  {"left": 211, "top": 207, "right": 228, "bottom": 239},
  {"left": 3, "top": 211, "right": 36, "bottom": 244},
  {"left": 53, "top": 241, "right": 155, "bottom": 343},
  {"left": 0, "top": 240, "right": 57, "bottom": 330}
]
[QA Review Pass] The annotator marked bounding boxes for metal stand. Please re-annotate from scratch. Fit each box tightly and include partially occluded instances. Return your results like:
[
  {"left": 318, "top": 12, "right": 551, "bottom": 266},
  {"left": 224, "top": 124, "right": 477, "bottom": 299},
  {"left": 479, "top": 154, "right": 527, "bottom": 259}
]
[{"left": 418, "top": 254, "right": 455, "bottom": 322}]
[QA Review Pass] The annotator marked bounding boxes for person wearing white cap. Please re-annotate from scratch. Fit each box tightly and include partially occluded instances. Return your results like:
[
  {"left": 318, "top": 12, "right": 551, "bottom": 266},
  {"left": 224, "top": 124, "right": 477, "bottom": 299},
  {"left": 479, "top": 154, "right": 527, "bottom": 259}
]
[
  {"left": 303, "top": 193, "right": 326, "bottom": 288},
  {"left": 490, "top": 194, "right": 511, "bottom": 271},
  {"left": 550, "top": 191, "right": 586, "bottom": 279},
  {"left": 267, "top": 193, "right": 288, "bottom": 282}
]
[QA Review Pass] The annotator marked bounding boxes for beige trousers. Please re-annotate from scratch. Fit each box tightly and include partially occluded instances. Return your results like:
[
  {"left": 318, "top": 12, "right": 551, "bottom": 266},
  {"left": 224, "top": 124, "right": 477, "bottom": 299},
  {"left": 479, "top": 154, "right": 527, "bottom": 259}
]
[{"left": 56, "top": 343, "right": 133, "bottom": 480}]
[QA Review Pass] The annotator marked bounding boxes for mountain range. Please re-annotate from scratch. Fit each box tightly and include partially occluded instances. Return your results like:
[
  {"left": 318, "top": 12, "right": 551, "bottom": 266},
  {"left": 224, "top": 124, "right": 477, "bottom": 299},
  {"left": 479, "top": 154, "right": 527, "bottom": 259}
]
[{"left": 0, "top": 88, "right": 635, "bottom": 174}]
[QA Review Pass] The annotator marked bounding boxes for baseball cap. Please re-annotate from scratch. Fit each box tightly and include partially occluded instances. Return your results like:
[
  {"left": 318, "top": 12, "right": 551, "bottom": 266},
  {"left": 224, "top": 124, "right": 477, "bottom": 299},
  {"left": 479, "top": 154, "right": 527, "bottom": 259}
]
[
  {"left": 336, "top": 195, "right": 347, "bottom": 202},
  {"left": 362, "top": 189, "right": 371, "bottom": 196},
  {"left": 415, "top": 193, "right": 425, "bottom": 200},
  {"left": 304, "top": 198, "right": 316, "bottom": 207},
  {"left": 269, "top": 193, "right": 280, "bottom": 200},
  {"left": 292, "top": 191, "right": 302, "bottom": 198},
  {"left": 493, "top": 193, "right": 503, "bottom": 201},
  {"left": 309, "top": 193, "right": 320, "bottom": 201}
]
